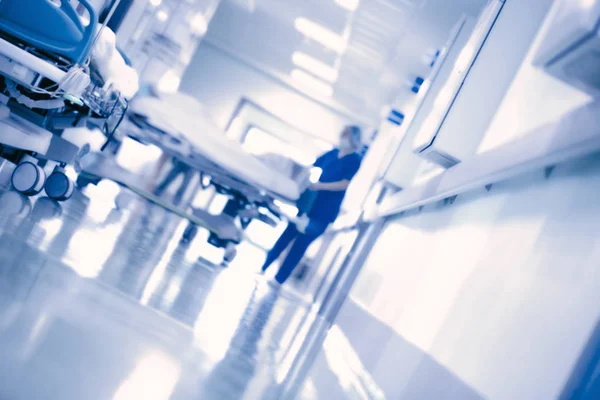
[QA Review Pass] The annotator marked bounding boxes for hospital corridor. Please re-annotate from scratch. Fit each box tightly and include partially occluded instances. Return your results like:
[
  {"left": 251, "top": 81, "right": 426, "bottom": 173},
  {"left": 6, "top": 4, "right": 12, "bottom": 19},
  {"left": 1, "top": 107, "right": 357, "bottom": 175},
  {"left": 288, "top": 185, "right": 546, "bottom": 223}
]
[{"left": 0, "top": 0, "right": 599, "bottom": 399}]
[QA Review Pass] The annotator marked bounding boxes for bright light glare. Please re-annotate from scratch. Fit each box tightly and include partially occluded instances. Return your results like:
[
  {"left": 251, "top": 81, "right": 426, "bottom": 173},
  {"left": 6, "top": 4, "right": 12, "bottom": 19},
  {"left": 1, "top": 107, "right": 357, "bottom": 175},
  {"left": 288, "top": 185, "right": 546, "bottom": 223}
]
[
  {"left": 294, "top": 18, "right": 347, "bottom": 53},
  {"left": 244, "top": 219, "right": 285, "bottom": 250},
  {"left": 140, "top": 221, "right": 187, "bottom": 305},
  {"left": 323, "top": 326, "right": 360, "bottom": 391},
  {"left": 273, "top": 199, "right": 299, "bottom": 219},
  {"left": 156, "top": 10, "right": 169, "bottom": 22},
  {"left": 190, "top": 13, "right": 208, "bottom": 35},
  {"left": 157, "top": 70, "right": 181, "bottom": 93},
  {"left": 292, "top": 52, "right": 338, "bottom": 83},
  {"left": 207, "top": 194, "right": 228, "bottom": 215},
  {"left": 286, "top": 148, "right": 316, "bottom": 166},
  {"left": 227, "top": 241, "right": 267, "bottom": 270},
  {"left": 116, "top": 139, "right": 162, "bottom": 175},
  {"left": 413, "top": 160, "right": 444, "bottom": 185},
  {"left": 38, "top": 219, "right": 63, "bottom": 251},
  {"left": 244, "top": 127, "right": 316, "bottom": 167},
  {"left": 455, "top": 44, "right": 475, "bottom": 72},
  {"left": 65, "top": 225, "right": 121, "bottom": 278},
  {"left": 579, "top": 0, "right": 595, "bottom": 9},
  {"left": 193, "top": 272, "right": 259, "bottom": 362},
  {"left": 310, "top": 167, "right": 322, "bottom": 183},
  {"left": 291, "top": 69, "right": 334, "bottom": 97},
  {"left": 433, "top": 87, "right": 454, "bottom": 109},
  {"left": 335, "top": 0, "right": 360, "bottom": 11},
  {"left": 323, "top": 325, "right": 385, "bottom": 398},
  {"left": 84, "top": 182, "right": 121, "bottom": 223},
  {"left": 300, "top": 379, "right": 318, "bottom": 399},
  {"left": 276, "top": 310, "right": 313, "bottom": 384},
  {"left": 304, "top": 237, "right": 323, "bottom": 259},
  {"left": 113, "top": 352, "right": 181, "bottom": 400},
  {"left": 149, "top": 0, "right": 162, "bottom": 6}
]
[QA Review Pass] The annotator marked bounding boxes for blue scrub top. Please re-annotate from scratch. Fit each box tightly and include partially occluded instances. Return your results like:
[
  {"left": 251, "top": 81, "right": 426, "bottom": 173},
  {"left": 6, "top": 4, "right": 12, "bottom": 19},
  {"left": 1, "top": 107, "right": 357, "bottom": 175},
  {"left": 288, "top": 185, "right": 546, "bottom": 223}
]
[{"left": 308, "top": 149, "right": 362, "bottom": 224}]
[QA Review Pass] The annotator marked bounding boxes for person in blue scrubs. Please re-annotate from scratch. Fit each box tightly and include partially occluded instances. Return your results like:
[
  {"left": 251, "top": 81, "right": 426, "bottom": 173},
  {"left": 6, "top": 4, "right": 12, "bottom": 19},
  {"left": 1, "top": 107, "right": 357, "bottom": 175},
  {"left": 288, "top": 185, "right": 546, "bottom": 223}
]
[{"left": 261, "top": 126, "right": 363, "bottom": 284}]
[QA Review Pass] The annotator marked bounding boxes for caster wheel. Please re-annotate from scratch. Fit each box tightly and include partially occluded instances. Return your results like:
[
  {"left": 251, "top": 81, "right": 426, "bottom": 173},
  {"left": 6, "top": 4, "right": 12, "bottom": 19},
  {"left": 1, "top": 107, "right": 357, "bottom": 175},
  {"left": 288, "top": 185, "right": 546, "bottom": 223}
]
[
  {"left": 11, "top": 162, "right": 46, "bottom": 196},
  {"left": 223, "top": 243, "right": 237, "bottom": 265},
  {"left": 45, "top": 171, "right": 74, "bottom": 201}
]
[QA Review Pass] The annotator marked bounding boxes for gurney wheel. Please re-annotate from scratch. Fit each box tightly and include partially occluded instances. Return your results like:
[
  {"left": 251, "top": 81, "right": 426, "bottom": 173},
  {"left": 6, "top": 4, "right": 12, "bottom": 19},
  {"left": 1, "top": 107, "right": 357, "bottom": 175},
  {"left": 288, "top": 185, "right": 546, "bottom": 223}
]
[
  {"left": 45, "top": 170, "right": 74, "bottom": 201},
  {"left": 223, "top": 243, "right": 237, "bottom": 265},
  {"left": 11, "top": 162, "right": 46, "bottom": 196}
]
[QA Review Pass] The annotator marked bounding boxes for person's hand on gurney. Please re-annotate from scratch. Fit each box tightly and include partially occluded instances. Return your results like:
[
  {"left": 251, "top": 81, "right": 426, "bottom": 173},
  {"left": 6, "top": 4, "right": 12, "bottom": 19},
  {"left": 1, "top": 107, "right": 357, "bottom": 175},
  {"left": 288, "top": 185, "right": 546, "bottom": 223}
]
[{"left": 292, "top": 214, "right": 310, "bottom": 234}]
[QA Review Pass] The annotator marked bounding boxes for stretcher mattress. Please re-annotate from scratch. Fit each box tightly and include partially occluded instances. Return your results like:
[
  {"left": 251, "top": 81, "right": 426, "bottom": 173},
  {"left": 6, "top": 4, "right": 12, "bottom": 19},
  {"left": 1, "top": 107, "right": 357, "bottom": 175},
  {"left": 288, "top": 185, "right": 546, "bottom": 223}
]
[
  {"left": 90, "top": 27, "right": 139, "bottom": 99},
  {"left": 129, "top": 93, "right": 301, "bottom": 202}
]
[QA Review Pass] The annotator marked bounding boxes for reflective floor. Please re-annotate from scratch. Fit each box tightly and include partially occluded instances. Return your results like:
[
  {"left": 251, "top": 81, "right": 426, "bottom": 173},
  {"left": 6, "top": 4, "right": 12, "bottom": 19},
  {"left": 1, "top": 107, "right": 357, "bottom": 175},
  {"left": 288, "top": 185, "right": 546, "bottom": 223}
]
[{"left": 0, "top": 183, "right": 336, "bottom": 400}]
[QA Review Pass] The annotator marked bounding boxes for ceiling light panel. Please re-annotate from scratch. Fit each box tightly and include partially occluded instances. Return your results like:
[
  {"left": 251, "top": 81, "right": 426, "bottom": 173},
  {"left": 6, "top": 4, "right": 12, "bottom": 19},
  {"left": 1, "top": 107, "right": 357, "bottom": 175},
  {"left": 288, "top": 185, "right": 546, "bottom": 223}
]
[
  {"left": 292, "top": 51, "right": 339, "bottom": 82},
  {"left": 294, "top": 17, "right": 347, "bottom": 53},
  {"left": 291, "top": 69, "right": 334, "bottom": 96}
]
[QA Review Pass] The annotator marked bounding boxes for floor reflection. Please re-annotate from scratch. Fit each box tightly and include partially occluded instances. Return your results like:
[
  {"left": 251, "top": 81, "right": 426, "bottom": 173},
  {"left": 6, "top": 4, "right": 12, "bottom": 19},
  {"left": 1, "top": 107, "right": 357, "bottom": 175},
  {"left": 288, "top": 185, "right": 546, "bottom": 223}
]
[
  {"left": 198, "top": 288, "right": 278, "bottom": 399},
  {"left": 0, "top": 186, "right": 331, "bottom": 400}
]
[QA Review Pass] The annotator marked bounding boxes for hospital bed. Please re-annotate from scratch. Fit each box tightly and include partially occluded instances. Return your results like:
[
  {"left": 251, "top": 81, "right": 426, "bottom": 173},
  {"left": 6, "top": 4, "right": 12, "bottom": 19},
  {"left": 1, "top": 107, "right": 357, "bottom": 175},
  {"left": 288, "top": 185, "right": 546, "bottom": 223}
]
[
  {"left": 0, "top": 0, "right": 131, "bottom": 201},
  {"left": 81, "top": 91, "right": 306, "bottom": 263}
]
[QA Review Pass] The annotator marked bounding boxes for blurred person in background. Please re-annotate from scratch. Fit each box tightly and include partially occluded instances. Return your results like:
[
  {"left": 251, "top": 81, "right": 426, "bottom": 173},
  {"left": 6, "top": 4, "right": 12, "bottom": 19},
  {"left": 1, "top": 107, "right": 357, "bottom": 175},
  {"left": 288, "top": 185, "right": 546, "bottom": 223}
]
[{"left": 261, "top": 126, "right": 363, "bottom": 285}]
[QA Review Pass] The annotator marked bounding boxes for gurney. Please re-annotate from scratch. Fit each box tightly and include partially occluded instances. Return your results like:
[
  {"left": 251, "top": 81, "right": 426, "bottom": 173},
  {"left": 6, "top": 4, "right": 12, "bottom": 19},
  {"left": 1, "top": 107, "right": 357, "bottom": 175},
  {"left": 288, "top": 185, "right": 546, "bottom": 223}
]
[
  {"left": 127, "top": 93, "right": 301, "bottom": 201},
  {"left": 83, "top": 91, "right": 307, "bottom": 262},
  {"left": 0, "top": 0, "right": 134, "bottom": 201}
]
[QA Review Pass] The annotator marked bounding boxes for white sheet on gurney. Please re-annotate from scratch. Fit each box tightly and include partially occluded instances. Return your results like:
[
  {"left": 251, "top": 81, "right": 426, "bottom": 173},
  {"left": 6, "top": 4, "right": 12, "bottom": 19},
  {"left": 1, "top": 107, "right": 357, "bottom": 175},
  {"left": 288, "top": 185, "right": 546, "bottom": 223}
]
[
  {"left": 91, "top": 27, "right": 139, "bottom": 99},
  {"left": 130, "top": 93, "right": 301, "bottom": 202}
]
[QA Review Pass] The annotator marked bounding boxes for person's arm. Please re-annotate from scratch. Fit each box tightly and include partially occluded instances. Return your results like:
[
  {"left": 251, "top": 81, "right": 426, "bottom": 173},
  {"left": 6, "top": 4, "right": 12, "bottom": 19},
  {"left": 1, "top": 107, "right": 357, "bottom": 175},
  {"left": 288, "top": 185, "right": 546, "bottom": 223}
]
[{"left": 310, "top": 155, "right": 361, "bottom": 192}]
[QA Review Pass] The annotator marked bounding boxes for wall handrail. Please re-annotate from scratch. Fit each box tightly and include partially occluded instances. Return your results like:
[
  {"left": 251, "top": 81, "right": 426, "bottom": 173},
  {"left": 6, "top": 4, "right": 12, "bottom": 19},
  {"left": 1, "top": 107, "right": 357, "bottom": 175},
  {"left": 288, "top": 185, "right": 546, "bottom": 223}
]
[{"left": 365, "top": 101, "right": 600, "bottom": 220}]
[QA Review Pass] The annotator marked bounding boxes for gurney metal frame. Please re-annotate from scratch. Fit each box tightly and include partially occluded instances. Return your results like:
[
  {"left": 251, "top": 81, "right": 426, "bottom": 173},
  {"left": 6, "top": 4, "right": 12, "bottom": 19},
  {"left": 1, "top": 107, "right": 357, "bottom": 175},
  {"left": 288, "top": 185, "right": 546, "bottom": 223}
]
[
  {"left": 82, "top": 109, "right": 296, "bottom": 263},
  {"left": 0, "top": 0, "right": 128, "bottom": 201}
]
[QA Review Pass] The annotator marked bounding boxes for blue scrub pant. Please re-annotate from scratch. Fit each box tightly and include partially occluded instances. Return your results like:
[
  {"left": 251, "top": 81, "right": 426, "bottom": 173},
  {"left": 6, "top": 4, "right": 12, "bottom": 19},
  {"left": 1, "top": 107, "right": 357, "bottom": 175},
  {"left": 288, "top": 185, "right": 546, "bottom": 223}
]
[{"left": 262, "top": 219, "right": 328, "bottom": 284}]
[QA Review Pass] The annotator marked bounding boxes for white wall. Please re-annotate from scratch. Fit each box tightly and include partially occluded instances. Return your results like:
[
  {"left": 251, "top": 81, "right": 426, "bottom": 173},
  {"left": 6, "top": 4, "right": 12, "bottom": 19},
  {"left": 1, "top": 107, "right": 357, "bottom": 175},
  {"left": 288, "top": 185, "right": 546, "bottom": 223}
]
[
  {"left": 306, "top": 1, "right": 600, "bottom": 398},
  {"left": 425, "top": 0, "right": 553, "bottom": 163},
  {"left": 320, "top": 154, "right": 600, "bottom": 399},
  {"left": 179, "top": 42, "right": 353, "bottom": 144},
  {"left": 383, "top": 0, "right": 592, "bottom": 188},
  {"left": 477, "top": 0, "right": 592, "bottom": 153}
]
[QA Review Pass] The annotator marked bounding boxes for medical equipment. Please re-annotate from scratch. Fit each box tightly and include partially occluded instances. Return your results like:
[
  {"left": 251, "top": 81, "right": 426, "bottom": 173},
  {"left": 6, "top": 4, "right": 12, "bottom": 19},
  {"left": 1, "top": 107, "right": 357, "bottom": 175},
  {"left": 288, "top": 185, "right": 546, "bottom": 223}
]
[
  {"left": 80, "top": 91, "right": 303, "bottom": 262},
  {"left": 0, "top": 0, "right": 131, "bottom": 201}
]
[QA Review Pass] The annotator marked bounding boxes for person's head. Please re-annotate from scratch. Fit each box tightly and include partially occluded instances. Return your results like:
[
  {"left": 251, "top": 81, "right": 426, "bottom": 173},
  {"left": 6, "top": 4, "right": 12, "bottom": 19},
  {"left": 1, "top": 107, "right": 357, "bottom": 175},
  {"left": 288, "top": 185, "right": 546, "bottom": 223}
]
[{"left": 339, "top": 125, "right": 362, "bottom": 153}]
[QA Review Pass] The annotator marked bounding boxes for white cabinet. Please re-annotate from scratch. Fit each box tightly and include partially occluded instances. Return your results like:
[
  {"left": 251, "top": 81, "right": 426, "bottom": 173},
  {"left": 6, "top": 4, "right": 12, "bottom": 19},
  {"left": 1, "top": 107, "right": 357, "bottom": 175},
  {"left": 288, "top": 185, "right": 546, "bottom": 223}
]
[
  {"left": 382, "top": 16, "right": 474, "bottom": 188},
  {"left": 411, "top": 0, "right": 505, "bottom": 168},
  {"left": 534, "top": 0, "right": 600, "bottom": 98}
]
